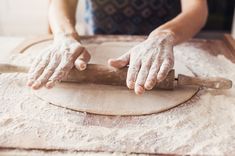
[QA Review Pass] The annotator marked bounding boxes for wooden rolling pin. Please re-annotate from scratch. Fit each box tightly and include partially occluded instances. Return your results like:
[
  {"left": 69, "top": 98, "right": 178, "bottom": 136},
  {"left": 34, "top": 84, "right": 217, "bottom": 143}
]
[{"left": 0, "top": 63, "right": 232, "bottom": 90}]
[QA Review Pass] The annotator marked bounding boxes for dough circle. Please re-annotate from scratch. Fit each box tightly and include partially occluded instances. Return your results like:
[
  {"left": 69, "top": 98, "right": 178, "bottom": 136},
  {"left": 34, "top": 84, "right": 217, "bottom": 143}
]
[{"left": 27, "top": 42, "right": 199, "bottom": 116}]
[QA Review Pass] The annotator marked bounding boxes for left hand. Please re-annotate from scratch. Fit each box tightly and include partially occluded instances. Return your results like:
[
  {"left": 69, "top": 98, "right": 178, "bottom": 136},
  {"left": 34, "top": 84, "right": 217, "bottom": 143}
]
[
  {"left": 27, "top": 34, "right": 90, "bottom": 89},
  {"left": 108, "top": 31, "right": 175, "bottom": 95}
]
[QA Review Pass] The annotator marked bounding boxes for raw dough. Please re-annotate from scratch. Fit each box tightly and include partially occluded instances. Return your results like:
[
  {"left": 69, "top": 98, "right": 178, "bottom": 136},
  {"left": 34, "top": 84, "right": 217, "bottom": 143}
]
[{"left": 33, "top": 42, "right": 199, "bottom": 116}]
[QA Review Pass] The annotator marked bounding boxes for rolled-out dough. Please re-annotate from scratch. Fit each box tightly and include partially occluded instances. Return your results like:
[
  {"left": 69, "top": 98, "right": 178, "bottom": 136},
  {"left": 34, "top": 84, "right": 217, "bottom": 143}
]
[{"left": 32, "top": 42, "right": 199, "bottom": 116}]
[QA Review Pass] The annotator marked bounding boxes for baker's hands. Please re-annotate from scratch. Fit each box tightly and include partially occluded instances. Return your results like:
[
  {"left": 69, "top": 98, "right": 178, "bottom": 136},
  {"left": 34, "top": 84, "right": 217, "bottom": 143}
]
[
  {"left": 27, "top": 34, "right": 90, "bottom": 89},
  {"left": 109, "top": 31, "right": 175, "bottom": 95}
]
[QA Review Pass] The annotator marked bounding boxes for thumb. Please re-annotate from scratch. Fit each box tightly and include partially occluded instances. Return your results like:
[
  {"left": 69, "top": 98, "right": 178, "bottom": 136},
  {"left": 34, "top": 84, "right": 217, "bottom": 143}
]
[
  {"left": 108, "top": 52, "right": 130, "bottom": 68},
  {"left": 75, "top": 49, "right": 91, "bottom": 71}
]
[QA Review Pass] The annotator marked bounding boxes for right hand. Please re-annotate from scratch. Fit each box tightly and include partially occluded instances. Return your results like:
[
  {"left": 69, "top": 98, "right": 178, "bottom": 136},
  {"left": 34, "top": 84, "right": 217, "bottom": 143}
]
[{"left": 27, "top": 35, "right": 91, "bottom": 90}]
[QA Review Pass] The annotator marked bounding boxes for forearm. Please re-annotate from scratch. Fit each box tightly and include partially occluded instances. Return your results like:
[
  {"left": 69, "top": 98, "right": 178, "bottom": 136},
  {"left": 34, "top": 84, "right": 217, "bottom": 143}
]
[
  {"left": 149, "top": 0, "right": 208, "bottom": 45},
  {"left": 49, "top": 0, "right": 78, "bottom": 39}
]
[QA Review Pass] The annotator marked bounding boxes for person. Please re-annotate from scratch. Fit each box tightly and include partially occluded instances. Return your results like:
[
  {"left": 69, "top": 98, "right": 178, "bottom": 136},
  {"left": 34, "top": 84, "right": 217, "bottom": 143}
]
[{"left": 27, "top": 0, "right": 208, "bottom": 95}]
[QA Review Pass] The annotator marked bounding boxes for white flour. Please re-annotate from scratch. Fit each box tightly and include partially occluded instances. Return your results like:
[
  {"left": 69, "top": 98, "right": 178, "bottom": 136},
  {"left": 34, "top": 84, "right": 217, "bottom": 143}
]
[{"left": 0, "top": 40, "right": 235, "bottom": 155}]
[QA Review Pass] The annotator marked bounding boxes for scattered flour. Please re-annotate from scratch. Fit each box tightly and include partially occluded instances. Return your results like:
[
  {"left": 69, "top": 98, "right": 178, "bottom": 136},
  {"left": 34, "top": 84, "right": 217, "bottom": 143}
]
[{"left": 0, "top": 40, "right": 235, "bottom": 155}]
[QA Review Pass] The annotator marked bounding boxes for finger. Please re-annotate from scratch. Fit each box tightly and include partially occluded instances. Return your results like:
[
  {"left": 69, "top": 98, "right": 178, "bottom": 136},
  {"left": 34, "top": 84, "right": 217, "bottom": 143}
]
[
  {"left": 28, "top": 55, "right": 42, "bottom": 74},
  {"left": 27, "top": 52, "right": 51, "bottom": 87},
  {"left": 144, "top": 58, "right": 162, "bottom": 90},
  {"left": 27, "top": 48, "right": 51, "bottom": 86},
  {"left": 45, "top": 45, "right": 84, "bottom": 88},
  {"left": 135, "top": 61, "right": 152, "bottom": 95},
  {"left": 108, "top": 52, "right": 130, "bottom": 68},
  {"left": 45, "top": 59, "right": 74, "bottom": 88},
  {"left": 75, "top": 49, "right": 91, "bottom": 71},
  {"left": 126, "top": 59, "right": 141, "bottom": 90},
  {"left": 157, "top": 58, "right": 174, "bottom": 83},
  {"left": 27, "top": 56, "right": 42, "bottom": 86},
  {"left": 31, "top": 54, "right": 61, "bottom": 90}
]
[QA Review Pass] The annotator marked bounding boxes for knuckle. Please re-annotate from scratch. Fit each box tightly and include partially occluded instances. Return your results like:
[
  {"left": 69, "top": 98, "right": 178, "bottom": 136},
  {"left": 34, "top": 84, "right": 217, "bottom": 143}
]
[
  {"left": 28, "top": 74, "right": 36, "bottom": 80},
  {"left": 32, "top": 68, "right": 44, "bottom": 76},
  {"left": 72, "top": 43, "right": 85, "bottom": 52},
  {"left": 83, "top": 51, "right": 91, "bottom": 59},
  {"left": 166, "top": 57, "right": 174, "bottom": 64},
  {"left": 158, "top": 39, "right": 165, "bottom": 46},
  {"left": 55, "top": 67, "right": 65, "bottom": 74},
  {"left": 139, "top": 69, "right": 148, "bottom": 77},
  {"left": 63, "top": 63, "right": 73, "bottom": 70},
  {"left": 162, "top": 62, "right": 171, "bottom": 68},
  {"left": 150, "top": 65, "right": 159, "bottom": 74},
  {"left": 54, "top": 66, "right": 70, "bottom": 79},
  {"left": 44, "top": 69, "right": 54, "bottom": 76},
  {"left": 37, "top": 63, "right": 47, "bottom": 69},
  {"left": 156, "top": 55, "right": 164, "bottom": 63},
  {"left": 53, "top": 52, "right": 61, "bottom": 60},
  {"left": 129, "top": 64, "right": 139, "bottom": 73},
  {"left": 163, "top": 61, "right": 173, "bottom": 70}
]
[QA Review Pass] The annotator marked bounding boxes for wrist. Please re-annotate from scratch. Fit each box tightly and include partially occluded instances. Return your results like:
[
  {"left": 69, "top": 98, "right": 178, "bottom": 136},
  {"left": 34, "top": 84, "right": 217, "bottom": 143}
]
[
  {"left": 148, "top": 29, "right": 176, "bottom": 45},
  {"left": 54, "top": 31, "right": 80, "bottom": 42}
]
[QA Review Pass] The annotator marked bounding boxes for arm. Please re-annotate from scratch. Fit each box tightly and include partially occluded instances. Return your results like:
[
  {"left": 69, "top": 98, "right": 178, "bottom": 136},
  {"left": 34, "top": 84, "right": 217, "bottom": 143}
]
[
  {"left": 27, "top": 0, "right": 90, "bottom": 89},
  {"left": 109, "top": 0, "right": 208, "bottom": 95},
  {"left": 49, "top": 0, "right": 79, "bottom": 39},
  {"left": 150, "top": 0, "right": 208, "bottom": 45}
]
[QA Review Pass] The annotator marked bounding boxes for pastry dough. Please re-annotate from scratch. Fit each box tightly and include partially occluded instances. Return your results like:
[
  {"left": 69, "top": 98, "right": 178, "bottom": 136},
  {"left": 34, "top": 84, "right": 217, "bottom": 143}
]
[{"left": 34, "top": 42, "right": 199, "bottom": 115}]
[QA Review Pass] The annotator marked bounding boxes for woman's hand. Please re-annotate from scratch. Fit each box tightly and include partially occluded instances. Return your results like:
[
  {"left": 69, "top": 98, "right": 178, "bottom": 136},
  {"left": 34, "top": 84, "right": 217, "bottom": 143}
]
[
  {"left": 27, "top": 35, "right": 90, "bottom": 89},
  {"left": 109, "top": 31, "right": 175, "bottom": 95}
]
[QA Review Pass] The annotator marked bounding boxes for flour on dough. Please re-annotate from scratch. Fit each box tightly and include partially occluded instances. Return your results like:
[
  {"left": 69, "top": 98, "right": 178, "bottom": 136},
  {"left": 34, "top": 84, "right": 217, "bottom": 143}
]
[{"left": 34, "top": 42, "right": 199, "bottom": 116}]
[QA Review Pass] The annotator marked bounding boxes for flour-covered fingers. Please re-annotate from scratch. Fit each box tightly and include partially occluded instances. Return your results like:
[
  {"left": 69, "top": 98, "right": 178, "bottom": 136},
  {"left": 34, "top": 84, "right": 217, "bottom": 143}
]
[
  {"left": 46, "top": 59, "right": 74, "bottom": 88},
  {"left": 27, "top": 48, "right": 51, "bottom": 86},
  {"left": 27, "top": 57, "right": 42, "bottom": 86},
  {"left": 108, "top": 51, "right": 130, "bottom": 68},
  {"left": 75, "top": 49, "right": 91, "bottom": 71},
  {"left": 157, "top": 58, "right": 174, "bottom": 82},
  {"left": 45, "top": 43, "right": 84, "bottom": 88},
  {"left": 126, "top": 59, "right": 141, "bottom": 89},
  {"left": 27, "top": 52, "right": 51, "bottom": 87},
  {"left": 135, "top": 60, "right": 152, "bottom": 94},
  {"left": 31, "top": 54, "right": 61, "bottom": 89},
  {"left": 144, "top": 58, "right": 162, "bottom": 90}
]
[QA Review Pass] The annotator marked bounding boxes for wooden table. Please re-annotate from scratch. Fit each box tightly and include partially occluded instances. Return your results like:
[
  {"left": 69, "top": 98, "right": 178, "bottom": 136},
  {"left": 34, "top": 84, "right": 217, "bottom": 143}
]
[{"left": 0, "top": 34, "right": 235, "bottom": 155}]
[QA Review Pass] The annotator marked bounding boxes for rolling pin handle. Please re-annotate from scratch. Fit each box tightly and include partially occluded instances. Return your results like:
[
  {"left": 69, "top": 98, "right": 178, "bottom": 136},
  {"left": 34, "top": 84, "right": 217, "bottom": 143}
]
[
  {"left": 178, "top": 74, "right": 233, "bottom": 89},
  {"left": 0, "top": 63, "right": 29, "bottom": 73}
]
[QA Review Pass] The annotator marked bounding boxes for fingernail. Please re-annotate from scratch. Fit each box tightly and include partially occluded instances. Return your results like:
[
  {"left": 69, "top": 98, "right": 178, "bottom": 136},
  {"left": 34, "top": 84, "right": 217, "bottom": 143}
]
[
  {"left": 32, "top": 81, "right": 41, "bottom": 90},
  {"left": 27, "top": 80, "right": 34, "bottom": 87},
  {"left": 79, "top": 63, "right": 86, "bottom": 71},
  {"left": 145, "top": 84, "right": 153, "bottom": 90},
  {"left": 135, "top": 86, "right": 145, "bottom": 95},
  {"left": 127, "top": 81, "right": 135, "bottom": 89},
  {"left": 46, "top": 81, "right": 55, "bottom": 89}
]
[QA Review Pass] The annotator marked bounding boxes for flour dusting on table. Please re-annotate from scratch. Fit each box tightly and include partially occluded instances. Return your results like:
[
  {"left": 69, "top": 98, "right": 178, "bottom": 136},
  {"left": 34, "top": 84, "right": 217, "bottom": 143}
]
[{"left": 0, "top": 40, "right": 235, "bottom": 155}]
